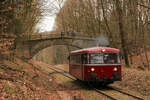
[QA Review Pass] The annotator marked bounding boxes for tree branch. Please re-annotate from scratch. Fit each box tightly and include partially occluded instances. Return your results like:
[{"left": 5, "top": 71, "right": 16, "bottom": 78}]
[{"left": 137, "top": 3, "right": 150, "bottom": 9}]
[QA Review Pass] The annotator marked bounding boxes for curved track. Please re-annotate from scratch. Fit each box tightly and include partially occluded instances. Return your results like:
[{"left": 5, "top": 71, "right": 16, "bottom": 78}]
[
  {"left": 47, "top": 66, "right": 75, "bottom": 80},
  {"left": 109, "top": 87, "right": 144, "bottom": 100},
  {"left": 47, "top": 66, "right": 144, "bottom": 100}
]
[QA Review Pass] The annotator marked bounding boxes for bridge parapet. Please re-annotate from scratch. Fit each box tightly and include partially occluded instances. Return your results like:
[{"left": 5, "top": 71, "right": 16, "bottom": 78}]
[
  {"left": 20, "top": 33, "right": 60, "bottom": 41},
  {"left": 20, "top": 33, "right": 94, "bottom": 41}
]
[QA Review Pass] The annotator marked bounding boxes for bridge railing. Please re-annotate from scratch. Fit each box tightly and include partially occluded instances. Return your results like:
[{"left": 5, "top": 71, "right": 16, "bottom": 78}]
[
  {"left": 29, "top": 34, "right": 61, "bottom": 40},
  {"left": 21, "top": 32, "right": 93, "bottom": 41}
]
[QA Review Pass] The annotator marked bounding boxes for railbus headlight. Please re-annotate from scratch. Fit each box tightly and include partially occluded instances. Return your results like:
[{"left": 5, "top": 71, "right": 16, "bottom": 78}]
[
  {"left": 102, "top": 49, "right": 105, "bottom": 52},
  {"left": 91, "top": 68, "right": 95, "bottom": 72},
  {"left": 113, "top": 67, "right": 118, "bottom": 71}
]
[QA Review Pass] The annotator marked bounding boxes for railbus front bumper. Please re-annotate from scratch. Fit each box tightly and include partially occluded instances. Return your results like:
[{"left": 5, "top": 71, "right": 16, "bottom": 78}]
[{"left": 85, "top": 72, "right": 121, "bottom": 83}]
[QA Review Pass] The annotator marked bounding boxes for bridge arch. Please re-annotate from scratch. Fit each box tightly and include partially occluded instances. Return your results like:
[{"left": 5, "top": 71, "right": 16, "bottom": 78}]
[
  {"left": 16, "top": 39, "right": 83, "bottom": 59},
  {"left": 16, "top": 35, "right": 94, "bottom": 59},
  {"left": 30, "top": 40, "right": 82, "bottom": 58}
]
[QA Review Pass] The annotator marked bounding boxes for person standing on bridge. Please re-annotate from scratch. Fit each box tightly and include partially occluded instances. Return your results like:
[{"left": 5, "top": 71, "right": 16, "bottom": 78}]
[
  {"left": 61, "top": 32, "right": 65, "bottom": 38},
  {"left": 71, "top": 30, "right": 76, "bottom": 37}
]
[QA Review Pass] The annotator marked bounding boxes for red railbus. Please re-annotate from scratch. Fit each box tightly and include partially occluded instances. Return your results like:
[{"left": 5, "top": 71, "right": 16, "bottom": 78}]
[{"left": 68, "top": 47, "right": 121, "bottom": 84}]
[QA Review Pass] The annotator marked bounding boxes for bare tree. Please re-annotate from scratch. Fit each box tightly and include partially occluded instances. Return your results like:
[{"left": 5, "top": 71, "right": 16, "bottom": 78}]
[{"left": 115, "top": 0, "right": 129, "bottom": 66}]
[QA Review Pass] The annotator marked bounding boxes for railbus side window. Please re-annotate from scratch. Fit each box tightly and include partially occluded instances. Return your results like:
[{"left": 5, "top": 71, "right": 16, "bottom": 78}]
[
  {"left": 82, "top": 54, "right": 88, "bottom": 64},
  {"left": 70, "top": 54, "right": 81, "bottom": 64},
  {"left": 118, "top": 53, "right": 121, "bottom": 64},
  {"left": 70, "top": 55, "right": 75, "bottom": 64},
  {"left": 76, "top": 54, "right": 81, "bottom": 64}
]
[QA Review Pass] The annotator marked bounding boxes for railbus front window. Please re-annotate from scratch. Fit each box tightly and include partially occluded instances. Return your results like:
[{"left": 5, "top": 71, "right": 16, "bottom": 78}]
[
  {"left": 103, "top": 53, "right": 119, "bottom": 64},
  {"left": 90, "top": 53, "right": 103, "bottom": 64},
  {"left": 88, "top": 53, "right": 120, "bottom": 64}
]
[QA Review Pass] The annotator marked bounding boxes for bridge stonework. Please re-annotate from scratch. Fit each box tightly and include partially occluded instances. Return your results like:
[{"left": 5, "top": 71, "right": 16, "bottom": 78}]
[{"left": 15, "top": 34, "right": 94, "bottom": 59}]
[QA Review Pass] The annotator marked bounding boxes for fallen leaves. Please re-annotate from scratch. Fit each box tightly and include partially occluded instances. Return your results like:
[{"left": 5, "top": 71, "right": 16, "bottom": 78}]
[{"left": 115, "top": 67, "right": 150, "bottom": 96}]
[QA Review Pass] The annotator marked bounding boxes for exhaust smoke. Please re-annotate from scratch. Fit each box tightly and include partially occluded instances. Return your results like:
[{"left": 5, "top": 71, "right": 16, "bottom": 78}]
[
  {"left": 94, "top": 35, "right": 110, "bottom": 47},
  {"left": 71, "top": 35, "right": 110, "bottom": 51}
]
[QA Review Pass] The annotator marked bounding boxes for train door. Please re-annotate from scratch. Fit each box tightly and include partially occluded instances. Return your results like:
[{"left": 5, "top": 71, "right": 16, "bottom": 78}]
[
  {"left": 69, "top": 54, "right": 83, "bottom": 80},
  {"left": 82, "top": 53, "right": 88, "bottom": 80}
]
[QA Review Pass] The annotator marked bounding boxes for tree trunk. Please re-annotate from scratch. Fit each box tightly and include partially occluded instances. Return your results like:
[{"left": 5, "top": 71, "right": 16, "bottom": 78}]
[
  {"left": 101, "top": 0, "right": 113, "bottom": 43},
  {"left": 115, "top": 0, "right": 130, "bottom": 67}
]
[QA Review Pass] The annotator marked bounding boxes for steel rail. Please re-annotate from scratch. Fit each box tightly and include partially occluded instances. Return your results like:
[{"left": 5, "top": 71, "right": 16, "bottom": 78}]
[
  {"left": 47, "top": 66, "right": 75, "bottom": 80},
  {"left": 109, "top": 87, "right": 144, "bottom": 100},
  {"left": 94, "top": 89, "right": 117, "bottom": 100}
]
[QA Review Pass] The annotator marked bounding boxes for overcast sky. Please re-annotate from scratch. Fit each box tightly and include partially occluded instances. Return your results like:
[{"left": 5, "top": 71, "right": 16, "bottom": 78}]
[
  {"left": 36, "top": 16, "right": 55, "bottom": 32},
  {"left": 36, "top": 0, "right": 65, "bottom": 33}
]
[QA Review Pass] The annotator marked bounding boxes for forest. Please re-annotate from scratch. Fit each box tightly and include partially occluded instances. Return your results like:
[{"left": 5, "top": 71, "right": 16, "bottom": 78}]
[
  {"left": 0, "top": 0, "right": 45, "bottom": 61},
  {"left": 0, "top": 0, "right": 150, "bottom": 69},
  {"left": 47, "top": 0, "right": 150, "bottom": 68}
]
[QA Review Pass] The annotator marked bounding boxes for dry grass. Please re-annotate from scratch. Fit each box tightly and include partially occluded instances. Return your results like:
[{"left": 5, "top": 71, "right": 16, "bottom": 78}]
[
  {"left": 0, "top": 58, "right": 60, "bottom": 100},
  {"left": 113, "top": 67, "right": 150, "bottom": 97}
]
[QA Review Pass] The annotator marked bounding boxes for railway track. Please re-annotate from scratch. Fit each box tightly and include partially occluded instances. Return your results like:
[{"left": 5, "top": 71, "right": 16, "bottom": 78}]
[
  {"left": 47, "top": 66, "right": 75, "bottom": 80},
  {"left": 94, "top": 88, "right": 144, "bottom": 100},
  {"left": 109, "top": 87, "right": 144, "bottom": 100},
  {"left": 48, "top": 66, "right": 144, "bottom": 100}
]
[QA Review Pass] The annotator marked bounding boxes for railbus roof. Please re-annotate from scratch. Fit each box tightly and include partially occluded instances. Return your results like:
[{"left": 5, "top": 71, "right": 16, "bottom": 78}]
[{"left": 70, "top": 47, "right": 120, "bottom": 54}]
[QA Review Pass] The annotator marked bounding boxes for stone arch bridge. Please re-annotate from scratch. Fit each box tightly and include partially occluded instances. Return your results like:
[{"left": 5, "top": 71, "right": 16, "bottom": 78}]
[{"left": 16, "top": 33, "right": 94, "bottom": 59}]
